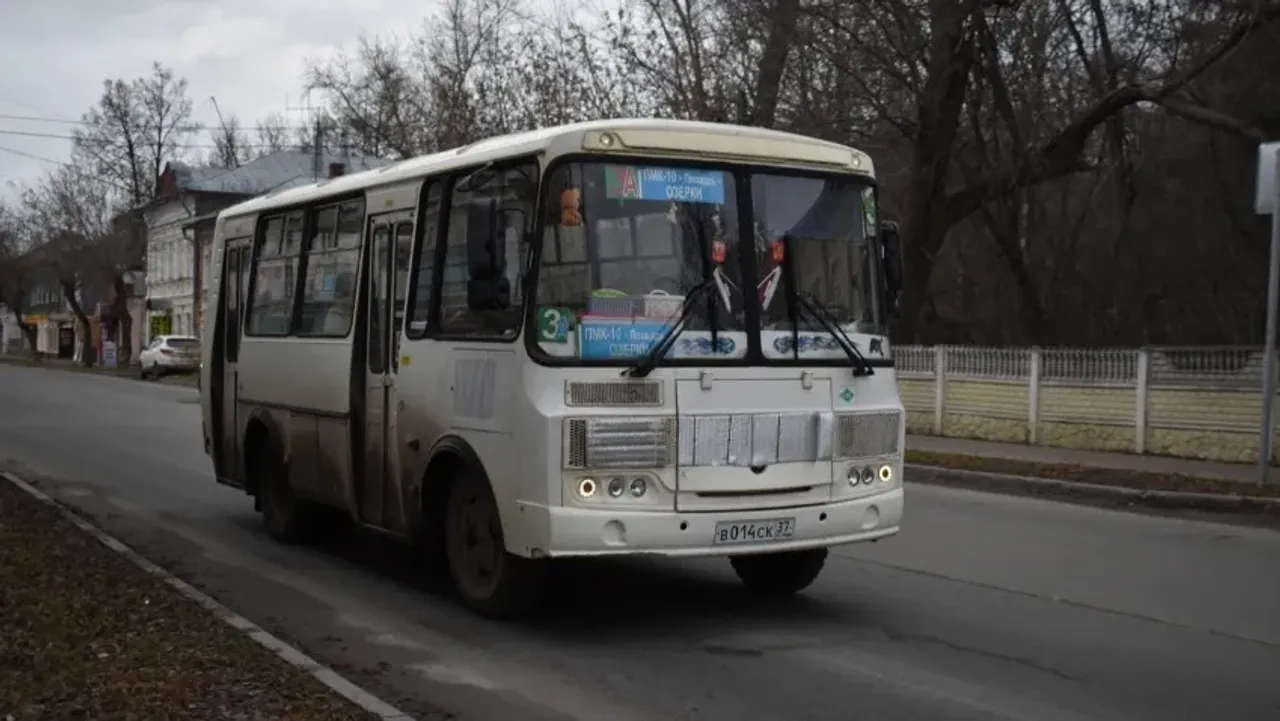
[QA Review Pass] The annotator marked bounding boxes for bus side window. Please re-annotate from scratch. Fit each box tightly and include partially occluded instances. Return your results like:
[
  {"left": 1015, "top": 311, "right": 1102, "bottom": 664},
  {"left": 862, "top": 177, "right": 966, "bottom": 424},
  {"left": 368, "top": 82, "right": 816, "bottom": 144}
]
[
  {"left": 439, "top": 162, "right": 537, "bottom": 338},
  {"left": 246, "top": 215, "right": 291, "bottom": 336},
  {"left": 296, "top": 200, "right": 364, "bottom": 338},
  {"left": 406, "top": 183, "right": 442, "bottom": 339}
]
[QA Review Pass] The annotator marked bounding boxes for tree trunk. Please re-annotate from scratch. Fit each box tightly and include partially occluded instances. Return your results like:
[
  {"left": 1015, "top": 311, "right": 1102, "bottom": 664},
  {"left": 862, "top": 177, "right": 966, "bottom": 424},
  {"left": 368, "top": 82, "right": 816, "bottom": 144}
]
[
  {"left": 747, "top": 0, "right": 801, "bottom": 127},
  {"left": 896, "top": 0, "right": 979, "bottom": 343},
  {"left": 110, "top": 274, "right": 134, "bottom": 364},
  {"left": 59, "top": 281, "right": 96, "bottom": 366},
  {"left": 14, "top": 313, "right": 39, "bottom": 359}
]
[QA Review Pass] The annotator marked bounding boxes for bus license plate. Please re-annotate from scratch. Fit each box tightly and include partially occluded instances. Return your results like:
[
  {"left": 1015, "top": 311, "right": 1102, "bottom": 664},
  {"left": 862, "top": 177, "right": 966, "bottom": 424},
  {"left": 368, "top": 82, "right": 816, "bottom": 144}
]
[{"left": 713, "top": 518, "right": 796, "bottom": 545}]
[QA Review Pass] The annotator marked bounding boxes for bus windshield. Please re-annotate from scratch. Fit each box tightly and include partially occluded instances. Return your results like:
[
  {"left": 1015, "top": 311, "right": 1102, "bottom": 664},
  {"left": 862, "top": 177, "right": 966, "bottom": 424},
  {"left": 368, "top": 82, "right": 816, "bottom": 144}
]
[{"left": 531, "top": 160, "right": 883, "bottom": 364}]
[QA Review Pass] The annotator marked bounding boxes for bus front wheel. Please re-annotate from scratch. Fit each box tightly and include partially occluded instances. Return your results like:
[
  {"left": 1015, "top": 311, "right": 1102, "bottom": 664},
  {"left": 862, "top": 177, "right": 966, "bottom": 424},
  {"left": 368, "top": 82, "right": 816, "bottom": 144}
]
[
  {"left": 729, "top": 548, "right": 828, "bottom": 597},
  {"left": 444, "top": 471, "right": 546, "bottom": 619}
]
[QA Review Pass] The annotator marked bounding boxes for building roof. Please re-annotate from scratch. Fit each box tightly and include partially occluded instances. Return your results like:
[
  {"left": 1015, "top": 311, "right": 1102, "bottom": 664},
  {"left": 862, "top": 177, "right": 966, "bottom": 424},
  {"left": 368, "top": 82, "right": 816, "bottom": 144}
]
[{"left": 165, "top": 150, "right": 393, "bottom": 198}]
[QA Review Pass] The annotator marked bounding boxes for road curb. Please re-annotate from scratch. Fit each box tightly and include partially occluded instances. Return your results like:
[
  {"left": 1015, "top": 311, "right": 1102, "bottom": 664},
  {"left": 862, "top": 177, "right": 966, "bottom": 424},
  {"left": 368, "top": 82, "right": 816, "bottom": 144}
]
[
  {"left": 0, "top": 471, "right": 417, "bottom": 721},
  {"left": 905, "top": 463, "right": 1280, "bottom": 515}
]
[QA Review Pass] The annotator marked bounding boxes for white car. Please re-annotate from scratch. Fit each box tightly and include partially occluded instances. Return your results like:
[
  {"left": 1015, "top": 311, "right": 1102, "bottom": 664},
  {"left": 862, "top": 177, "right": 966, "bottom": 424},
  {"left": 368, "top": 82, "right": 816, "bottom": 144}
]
[{"left": 139, "top": 335, "right": 200, "bottom": 380}]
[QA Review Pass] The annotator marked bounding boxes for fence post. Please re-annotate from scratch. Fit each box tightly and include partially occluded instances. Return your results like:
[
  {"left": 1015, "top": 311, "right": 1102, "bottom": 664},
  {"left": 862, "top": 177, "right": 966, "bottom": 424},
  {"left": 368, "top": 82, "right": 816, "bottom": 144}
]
[
  {"left": 934, "top": 345, "right": 947, "bottom": 435},
  {"left": 1028, "top": 348, "right": 1042, "bottom": 445},
  {"left": 1135, "top": 348, "right": 1150, "bottom": 454}
]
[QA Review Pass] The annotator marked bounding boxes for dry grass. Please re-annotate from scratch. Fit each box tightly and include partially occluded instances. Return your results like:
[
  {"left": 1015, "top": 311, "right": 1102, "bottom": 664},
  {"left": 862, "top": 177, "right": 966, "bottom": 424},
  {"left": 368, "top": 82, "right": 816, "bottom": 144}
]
[{"left": 0, "top": 480, "right": 376, "bottom": 721}]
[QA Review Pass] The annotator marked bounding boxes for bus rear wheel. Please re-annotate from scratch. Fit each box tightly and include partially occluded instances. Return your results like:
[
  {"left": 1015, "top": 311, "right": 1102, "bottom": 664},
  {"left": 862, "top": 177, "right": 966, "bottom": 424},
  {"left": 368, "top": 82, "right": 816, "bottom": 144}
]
[
  {"left": 444, "top": 471, "right": 546, "bottom": 619},
  {"left": 729, "top": 548, "right": 828, "bottom": 597},
  {"left": 255, "top": 443, "right": 325, "bottom": 544}
]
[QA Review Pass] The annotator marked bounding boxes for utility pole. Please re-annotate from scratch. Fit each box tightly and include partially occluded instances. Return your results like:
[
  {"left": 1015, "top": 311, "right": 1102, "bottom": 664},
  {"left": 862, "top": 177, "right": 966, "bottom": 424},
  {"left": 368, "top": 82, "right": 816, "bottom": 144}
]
[{"left": 312, "top": 118, "right": 325, "bottom": 181}]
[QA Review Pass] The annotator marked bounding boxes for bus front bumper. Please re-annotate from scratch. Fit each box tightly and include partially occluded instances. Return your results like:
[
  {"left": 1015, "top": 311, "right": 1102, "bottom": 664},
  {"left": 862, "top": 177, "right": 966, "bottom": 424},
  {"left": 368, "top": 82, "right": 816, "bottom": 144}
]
[{"left": 525, "top": 487, "right": 903, "bottom": 559}]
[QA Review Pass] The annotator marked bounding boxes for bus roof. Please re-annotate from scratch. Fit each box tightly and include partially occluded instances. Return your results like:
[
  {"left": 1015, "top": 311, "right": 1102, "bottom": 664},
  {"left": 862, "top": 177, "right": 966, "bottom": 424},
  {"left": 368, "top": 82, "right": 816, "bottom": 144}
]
[{"left": 217, "top": 118, "right": 872, "bottom": 221}]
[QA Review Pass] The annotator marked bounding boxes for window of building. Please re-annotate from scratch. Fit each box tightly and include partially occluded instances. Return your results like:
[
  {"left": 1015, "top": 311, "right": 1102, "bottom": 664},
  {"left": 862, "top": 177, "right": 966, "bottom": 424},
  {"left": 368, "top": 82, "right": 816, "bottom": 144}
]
[
  {"left": 296, "top": 200, "right": 364, "bottom": 337},
  {"left": 437, "top": 162, "right": 537, "bottom": 338}
]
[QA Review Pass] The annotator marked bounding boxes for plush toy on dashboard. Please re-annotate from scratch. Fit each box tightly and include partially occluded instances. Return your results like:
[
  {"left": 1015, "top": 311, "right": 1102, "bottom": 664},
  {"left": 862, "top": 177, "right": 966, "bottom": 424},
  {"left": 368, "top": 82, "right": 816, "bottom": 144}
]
[{"left": 560, "top": 187, "right": 583, "bottom": 226}]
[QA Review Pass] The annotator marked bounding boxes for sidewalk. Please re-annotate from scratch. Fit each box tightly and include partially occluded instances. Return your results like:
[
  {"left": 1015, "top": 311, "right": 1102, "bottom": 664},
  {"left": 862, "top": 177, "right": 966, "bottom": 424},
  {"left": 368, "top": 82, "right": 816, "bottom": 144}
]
[{"left": 907, "top": 434, "right": 1266, "bottom": 484}]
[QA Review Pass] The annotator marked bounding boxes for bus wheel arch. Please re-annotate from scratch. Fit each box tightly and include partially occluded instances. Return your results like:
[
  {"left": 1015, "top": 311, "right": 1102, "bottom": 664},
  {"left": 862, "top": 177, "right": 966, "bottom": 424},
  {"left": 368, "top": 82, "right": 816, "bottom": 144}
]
[
  {"left": 242, "top": 410, "right": 320, "bottom": 544},
  {"left": 242, "top": 413, "right": 278, "bottom": 500},
  {"left": 420, "top": 437, "right": 547, "bottom": 618}
]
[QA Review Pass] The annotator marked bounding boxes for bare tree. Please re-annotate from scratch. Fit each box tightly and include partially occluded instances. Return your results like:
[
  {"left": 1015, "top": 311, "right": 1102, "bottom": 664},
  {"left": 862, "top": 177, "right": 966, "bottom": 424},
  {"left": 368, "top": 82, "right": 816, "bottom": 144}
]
[
  {"left": 65, "top": 63, "right": 191, "bottom": 361},
  {"left": 71, "top": 62, "right": 197, "bottom": 206},
  {"left": 210, "top": 114, "right": 252, "bottom": 168},
  {"left": 305, "top": 0, "right": 628, "bottom": 156},
  {"left": 0, "top": 202, "right": 41, "bottom": 355},
  {"left": 18, "top": 164, "right": 122, "bottom": 364},
  {"left": 307, "top": 35, "right": 435, "bottom": 157},
  {"left": 299, "top": 0, "right": 1279, "bottom": 346},
  {"left": 254, "top": 112, "right": 293, "bottom": 154}
]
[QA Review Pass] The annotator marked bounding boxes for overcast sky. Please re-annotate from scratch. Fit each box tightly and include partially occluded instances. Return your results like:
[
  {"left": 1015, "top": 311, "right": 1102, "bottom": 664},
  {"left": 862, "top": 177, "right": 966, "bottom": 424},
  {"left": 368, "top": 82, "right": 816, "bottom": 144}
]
[{"left": 0, "top": 0, "right": 434, "bottom": 203}]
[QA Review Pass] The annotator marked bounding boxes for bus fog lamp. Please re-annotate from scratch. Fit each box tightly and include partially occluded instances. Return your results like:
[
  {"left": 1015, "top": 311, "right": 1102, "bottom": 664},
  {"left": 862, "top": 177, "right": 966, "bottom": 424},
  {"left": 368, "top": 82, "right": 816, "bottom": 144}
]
[
  {"left": 577, "top": 478, "right": 598, "bottom": 498},
  {"left": 879, "top": 465, "right": 894, "bottom": 483},
  {"left": 629, "top": 477, "right": 647, "bottom": 497},
  {"left": 861, "top": 466, "right": 875, "bottom": 485},
  {"left": 607, "top": 477, "right": 625, "bottom": 498}
]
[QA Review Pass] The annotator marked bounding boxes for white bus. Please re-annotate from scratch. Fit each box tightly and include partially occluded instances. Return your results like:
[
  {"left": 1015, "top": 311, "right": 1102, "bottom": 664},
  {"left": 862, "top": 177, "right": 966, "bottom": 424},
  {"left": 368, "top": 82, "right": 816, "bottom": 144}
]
[{"left": 200, "top": 118, "right": 907, "bottom": 618}]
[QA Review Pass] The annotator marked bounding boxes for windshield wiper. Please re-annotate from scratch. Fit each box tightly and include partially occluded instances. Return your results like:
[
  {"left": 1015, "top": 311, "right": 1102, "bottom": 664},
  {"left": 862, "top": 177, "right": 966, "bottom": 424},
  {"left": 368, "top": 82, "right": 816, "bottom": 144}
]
[
  {"left": 625, "top": 209, "right": 722, "bottom": 379},
  {"left": 797, "top": 291, "right": 874, "bottom": 376},
  {"left": 777, "top": 233, "right": 874, "bottom": 377},
  {"left": 624, "top": 279, "right": 717, "bottom": 378}
]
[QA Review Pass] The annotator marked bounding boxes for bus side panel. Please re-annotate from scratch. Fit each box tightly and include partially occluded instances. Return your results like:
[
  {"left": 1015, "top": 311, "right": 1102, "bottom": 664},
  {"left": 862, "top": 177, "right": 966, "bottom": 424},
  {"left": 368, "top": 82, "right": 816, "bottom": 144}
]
[
  {"left": 396, "top": 343, "right": 539, "bottom": 552},
  {"left": 237, "top": 338, "right": 355, "bottom": 508}
]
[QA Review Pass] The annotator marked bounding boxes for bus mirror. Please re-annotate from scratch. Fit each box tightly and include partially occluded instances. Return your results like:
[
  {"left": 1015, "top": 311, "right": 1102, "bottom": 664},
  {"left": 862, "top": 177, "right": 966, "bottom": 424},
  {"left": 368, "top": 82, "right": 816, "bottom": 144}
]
[
  {"left": 879, "top": 221, "right": 903, "bottom": 318},
  {"left": 456, "top": 163, "right": 495, "bottom": 193},
  {"left": 467, "top": 200, "right": 501, "bottom": 279},
  {"left": 467, "top": 276, "right": 511, "bottom": 310}
]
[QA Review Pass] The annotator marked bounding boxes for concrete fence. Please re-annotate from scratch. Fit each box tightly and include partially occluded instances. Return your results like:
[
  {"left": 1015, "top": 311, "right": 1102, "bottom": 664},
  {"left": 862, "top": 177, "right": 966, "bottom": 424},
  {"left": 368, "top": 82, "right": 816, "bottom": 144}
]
[{"left": 895, "top": 346, "right": 1277, "bottom": 465}]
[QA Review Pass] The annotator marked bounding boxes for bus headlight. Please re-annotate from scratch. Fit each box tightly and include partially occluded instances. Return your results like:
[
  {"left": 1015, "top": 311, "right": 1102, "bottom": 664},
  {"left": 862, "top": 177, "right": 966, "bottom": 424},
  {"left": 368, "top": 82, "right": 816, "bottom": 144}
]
[
  {"left": 563, "top": 417, "right": 677, "bottom": 470},
  {"left": 607, "top": 477, "right": 626, "bottom": 498},
  {"left": 843, "top": 460, "right": 900, "bottom": 495},
  {"left": 629, "top": 477, "right": 647, "bottom": 497},
  {"left": 566, "top": 473, "right": 662, "bottom": 508}
]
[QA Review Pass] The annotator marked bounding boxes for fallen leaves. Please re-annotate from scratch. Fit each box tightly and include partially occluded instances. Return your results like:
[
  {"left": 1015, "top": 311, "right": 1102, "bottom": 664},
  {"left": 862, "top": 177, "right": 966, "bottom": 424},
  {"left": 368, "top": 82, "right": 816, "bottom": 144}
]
[{"left": 0, "top": 481, "right": 377, "bottom": 721}]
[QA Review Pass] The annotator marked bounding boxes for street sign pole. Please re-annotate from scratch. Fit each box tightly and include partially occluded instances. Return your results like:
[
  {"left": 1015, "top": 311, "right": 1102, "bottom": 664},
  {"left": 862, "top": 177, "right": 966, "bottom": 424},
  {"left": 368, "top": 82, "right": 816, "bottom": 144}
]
[{"left": 1256, "top": 142, "right": 1280, "bottom": 485}]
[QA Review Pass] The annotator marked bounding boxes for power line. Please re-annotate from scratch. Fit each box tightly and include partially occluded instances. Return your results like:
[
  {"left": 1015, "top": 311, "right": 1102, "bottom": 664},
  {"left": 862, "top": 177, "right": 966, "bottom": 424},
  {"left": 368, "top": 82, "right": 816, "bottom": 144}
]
[
  {"left": 0, "top": 145, "right": 67, "bottom": 166},
  {"left": 0, "top": 128, "right": 315, "bottom": 150},
  {"left": 0, "top": 111, "right": 328, "bottom": 134},
  {"left": 0, "top": 113, "right": 83, "bottom": 125}
]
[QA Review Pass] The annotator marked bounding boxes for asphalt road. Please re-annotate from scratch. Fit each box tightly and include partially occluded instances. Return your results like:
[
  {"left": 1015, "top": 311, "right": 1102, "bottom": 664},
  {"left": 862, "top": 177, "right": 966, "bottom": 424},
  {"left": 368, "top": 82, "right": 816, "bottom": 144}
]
[{"left": 2, "top": 364, "right": 1278, "bottom": 721}]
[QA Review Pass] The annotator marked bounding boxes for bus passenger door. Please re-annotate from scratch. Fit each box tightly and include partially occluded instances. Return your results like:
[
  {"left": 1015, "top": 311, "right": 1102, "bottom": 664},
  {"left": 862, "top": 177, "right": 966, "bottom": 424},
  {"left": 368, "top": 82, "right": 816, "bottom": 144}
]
[
  {"left": 360, "top": 215, "right": 413, "bottom": 529},
  {"left": 219, "top": 239, "right": 250, "bottom": 481}
]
